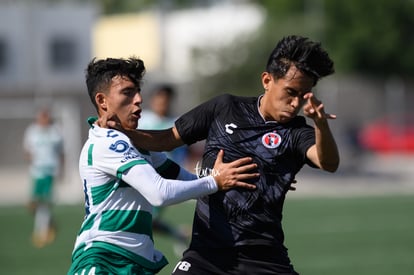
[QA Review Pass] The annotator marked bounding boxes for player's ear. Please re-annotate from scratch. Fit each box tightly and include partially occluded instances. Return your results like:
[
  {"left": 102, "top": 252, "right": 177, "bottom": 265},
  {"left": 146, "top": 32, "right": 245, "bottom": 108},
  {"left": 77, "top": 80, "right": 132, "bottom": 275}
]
[
  {"left": 261, "top": 72, "right": 272, "bottom": 91},
  {"left": 95, "top": 92, "right": 107, "bottom": 111}
]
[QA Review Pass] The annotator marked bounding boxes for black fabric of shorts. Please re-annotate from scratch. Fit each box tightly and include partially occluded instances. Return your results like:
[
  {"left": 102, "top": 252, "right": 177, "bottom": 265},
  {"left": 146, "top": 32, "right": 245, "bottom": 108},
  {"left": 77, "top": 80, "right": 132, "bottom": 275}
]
[{"left": 171, "top": 246, "right": 299, "bottom": 275}]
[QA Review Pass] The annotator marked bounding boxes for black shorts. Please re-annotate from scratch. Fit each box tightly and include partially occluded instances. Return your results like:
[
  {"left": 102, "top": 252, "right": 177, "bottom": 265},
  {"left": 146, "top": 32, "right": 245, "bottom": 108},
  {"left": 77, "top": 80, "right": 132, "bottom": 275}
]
[{"left": 171, "top": 246, "right": 299, "bottom": 275}]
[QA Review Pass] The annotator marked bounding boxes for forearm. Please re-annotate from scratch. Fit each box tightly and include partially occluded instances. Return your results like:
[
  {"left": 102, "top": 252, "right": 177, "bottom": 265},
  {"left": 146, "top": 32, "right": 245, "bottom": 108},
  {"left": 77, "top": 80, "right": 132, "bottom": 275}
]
[
  {"left": 146, "top": 175, "right": 217, "bottom": 207},
  {"left": 122, "top": 164, "right": 217, "bottom": 206},
  {"left": 125, "top": 127, "right": 184, "bottom": 151},
  {"left": 314, "top": 120, "right": 340, "bottom": 172},
  {"left": 176, "top": 167, "right": 198, "bottom": 181}
]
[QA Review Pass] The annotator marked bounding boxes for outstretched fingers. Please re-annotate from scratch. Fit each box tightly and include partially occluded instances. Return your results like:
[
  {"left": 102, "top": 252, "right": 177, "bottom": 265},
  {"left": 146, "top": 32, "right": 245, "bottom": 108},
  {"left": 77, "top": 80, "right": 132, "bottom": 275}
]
[
  {"left": 213, "top": 150, "right": 258, "bottom": 191},
  {"left": 315, "top": 103, "right": 337, "bottom": 120},
  {"left": 215, "top": 150, "right": 254, "bottom": 167},
  {"left": 303, "top": 93, "right": 337, "bottom": 120},
  {"left": 235, "top": 163, "right": 259, "bottom": 174},
  {"left": 231, "top": 181, "right": 258, "bottom": 190},
  {"left": 228, "top": 162, "right": 259, "bottom": 189}
]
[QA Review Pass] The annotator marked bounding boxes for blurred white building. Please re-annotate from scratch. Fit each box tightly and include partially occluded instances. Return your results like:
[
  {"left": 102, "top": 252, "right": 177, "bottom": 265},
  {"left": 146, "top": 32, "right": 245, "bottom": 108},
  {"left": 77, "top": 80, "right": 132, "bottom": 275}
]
[
  {"left": 0, "top": 1, "right": 97, "bottom": 181},
  {"left": 0, "top": 1, "right": 96, "bottom": 94},
  {"left": 92, "top": 3, "right": 264, "bottom": 81}
]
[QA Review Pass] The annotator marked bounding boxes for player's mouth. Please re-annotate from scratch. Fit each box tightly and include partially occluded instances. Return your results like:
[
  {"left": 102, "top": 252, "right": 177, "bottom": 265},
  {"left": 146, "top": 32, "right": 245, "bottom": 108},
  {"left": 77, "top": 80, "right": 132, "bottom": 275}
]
[
  {"left": 132, "top": 110, "right": 141, "bottom": 119},
  {"left": 284, "top": 111, "right": 295, "bottom": 118}
]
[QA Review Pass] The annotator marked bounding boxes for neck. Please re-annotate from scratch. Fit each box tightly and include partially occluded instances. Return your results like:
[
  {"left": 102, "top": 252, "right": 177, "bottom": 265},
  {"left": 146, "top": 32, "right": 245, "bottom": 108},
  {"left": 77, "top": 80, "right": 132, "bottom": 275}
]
[{"left": 258, "top": 95, "right": 271, "bottom": 121}]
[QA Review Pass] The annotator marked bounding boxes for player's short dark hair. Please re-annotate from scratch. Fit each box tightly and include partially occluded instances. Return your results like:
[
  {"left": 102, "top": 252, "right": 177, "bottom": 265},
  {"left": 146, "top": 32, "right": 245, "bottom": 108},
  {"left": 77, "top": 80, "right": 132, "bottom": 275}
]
[
  {"left": 266, "top": 35, "right": 334, "bottom": 85},
  {"left": 85, "top": 57, "right": 146, "bottom": 111},
  {"left": 151, "top": 84, "right": 175, "bottom": 99}
]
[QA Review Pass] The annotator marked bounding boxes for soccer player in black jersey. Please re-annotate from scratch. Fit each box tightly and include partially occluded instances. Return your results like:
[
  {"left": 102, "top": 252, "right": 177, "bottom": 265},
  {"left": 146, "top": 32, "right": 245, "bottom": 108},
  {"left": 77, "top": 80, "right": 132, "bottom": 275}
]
[{"left": 102, "top": 35, "right": 340, "bottom": 275}]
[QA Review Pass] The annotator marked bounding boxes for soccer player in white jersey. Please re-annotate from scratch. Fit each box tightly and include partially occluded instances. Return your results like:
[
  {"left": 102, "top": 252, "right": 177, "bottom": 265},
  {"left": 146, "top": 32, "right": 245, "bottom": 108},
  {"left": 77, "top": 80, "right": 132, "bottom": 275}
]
[
  {"left": 67, "top": 57, "right": 258, "bottom": 275},
  {"left": 23, "top": 107, "right": 64, "bottom": 248}
]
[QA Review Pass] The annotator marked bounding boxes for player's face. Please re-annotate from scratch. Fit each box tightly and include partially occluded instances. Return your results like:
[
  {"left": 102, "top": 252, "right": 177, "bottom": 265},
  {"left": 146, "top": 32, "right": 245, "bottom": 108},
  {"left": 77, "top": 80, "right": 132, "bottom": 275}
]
[
  {"left": 151, "top": 92, "right": 170, "bottom": 117},
  {"left": 98, "top": 75, "right": 142, "bottom": 130},
  {"left": 260, "top": 65, "right": 314, "bottom": 123}
]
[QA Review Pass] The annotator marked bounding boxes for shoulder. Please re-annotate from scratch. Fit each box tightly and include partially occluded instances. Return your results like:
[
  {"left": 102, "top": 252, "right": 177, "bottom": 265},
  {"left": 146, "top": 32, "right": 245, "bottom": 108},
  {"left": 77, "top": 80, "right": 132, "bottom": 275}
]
[
  {"left": 82, "top": 127, "right": 149, "bottom": 176},
  {"left": 288, "top": 116, "right": 315, "bottom": 141},
  {"left": 206, "top": 93, "right": 255, "bottom": 109},
  {"left": 212, "top": 93, "right": 250, "bottom": 102},
  {"left": 90, "top": 126, "right": 135, "bottom": 155}
]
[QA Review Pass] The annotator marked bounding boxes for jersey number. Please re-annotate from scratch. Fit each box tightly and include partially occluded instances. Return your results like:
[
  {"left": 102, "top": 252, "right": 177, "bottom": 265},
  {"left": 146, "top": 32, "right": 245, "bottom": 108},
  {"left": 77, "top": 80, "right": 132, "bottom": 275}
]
[
  {"left": 75, "top": 267, "right": 96, "bottom": 275},
  {"left": 173, "top": 261, "right": 192, "bottom": 273}
]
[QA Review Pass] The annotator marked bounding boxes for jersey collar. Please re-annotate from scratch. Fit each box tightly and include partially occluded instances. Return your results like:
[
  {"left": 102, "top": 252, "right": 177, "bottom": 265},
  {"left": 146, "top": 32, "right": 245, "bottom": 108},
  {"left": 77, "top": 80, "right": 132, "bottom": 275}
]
[
  {"left": 87, "top": 116, "right": 98, "bottom": 128},
  {"left": 257, "top": 95, "right": 278, "bottom": 124}
]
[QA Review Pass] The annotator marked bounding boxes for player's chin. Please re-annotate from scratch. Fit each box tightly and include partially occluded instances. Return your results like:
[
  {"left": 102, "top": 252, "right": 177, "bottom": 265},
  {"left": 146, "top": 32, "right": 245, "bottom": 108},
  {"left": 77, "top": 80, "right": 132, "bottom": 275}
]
[
  {"left": 125, "top": 118, "right": 138, "bottom": 130},
  {"left": 279, "top": 113, "right": 295, "bottom": 123}
]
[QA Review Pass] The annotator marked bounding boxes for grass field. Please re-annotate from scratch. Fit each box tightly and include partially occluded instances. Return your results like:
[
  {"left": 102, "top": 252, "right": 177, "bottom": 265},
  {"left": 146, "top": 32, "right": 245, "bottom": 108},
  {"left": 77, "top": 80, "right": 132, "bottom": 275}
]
[{"left": 0, "top": 194, "right": 413, "bottom": 275}]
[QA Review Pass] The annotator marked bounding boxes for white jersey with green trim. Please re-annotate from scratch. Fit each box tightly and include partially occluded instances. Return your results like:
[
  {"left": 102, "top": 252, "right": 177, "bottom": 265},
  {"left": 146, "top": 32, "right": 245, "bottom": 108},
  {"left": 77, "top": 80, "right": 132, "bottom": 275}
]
[{"left": 71, "top": 121, "right": 217, "bottom": 270}]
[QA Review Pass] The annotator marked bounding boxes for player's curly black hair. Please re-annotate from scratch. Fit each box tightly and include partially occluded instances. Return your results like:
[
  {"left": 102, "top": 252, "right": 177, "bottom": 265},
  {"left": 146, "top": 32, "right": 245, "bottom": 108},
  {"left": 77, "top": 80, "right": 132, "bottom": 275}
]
[
  {"left": 266, "top": 35, "right": 334, "bottom": 85},
  {"left": 85, "top": 57, "right": 146, "bottom": 111}
]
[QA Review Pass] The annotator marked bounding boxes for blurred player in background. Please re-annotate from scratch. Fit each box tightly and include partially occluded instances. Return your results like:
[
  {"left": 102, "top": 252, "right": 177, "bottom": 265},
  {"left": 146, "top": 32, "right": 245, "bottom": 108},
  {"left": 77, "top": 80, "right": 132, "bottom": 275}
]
[
  {"left": 139, "top": 84, "right": 188, "bottom": 165},
  {"left": 139, "top": 84, "right": 190, "bottom": 255},
  {"left": 102, "top": 35, "right": 340, "bottom": 275},
  {"left": 67, "top": 57, "right": 258, "bottom": 275},
  {"left": 23, "top": 107, "right": 64, "bottom": 248}
]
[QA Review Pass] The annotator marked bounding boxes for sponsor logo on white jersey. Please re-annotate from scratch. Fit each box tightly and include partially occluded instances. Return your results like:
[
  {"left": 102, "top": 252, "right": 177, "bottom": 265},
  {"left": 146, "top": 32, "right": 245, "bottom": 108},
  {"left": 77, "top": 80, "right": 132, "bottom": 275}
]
[
  {"left": 109, "top": 140, "right": 129, "bottom": 153},
  {"left": 121, "top": 147, "right": 140, "bottom": 163}
]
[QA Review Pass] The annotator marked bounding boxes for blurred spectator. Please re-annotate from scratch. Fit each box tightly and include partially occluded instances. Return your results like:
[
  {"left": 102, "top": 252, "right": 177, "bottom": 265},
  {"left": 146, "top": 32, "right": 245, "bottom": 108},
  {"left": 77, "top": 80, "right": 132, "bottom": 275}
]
[
  {"left": 139, "top": 84, "right": 191, "bottom": 254},
  {"left": 139, "top": 84, "right": 188, "bottom": 165},
  {"left": 23, "top": 107, "right": 64, "bottom": 248}
]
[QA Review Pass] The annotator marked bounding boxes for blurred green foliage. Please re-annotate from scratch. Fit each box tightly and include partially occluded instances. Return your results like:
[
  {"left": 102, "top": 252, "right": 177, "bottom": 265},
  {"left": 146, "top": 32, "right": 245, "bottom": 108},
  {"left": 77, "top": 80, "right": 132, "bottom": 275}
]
[
  {"left": 324, "top": 0, "right": 414, "bottom": 76},
  {"left": 97, "top": 0, "right": 204, "bottom": 14},
  {"left": 255, "top": 0, "right": 414, "bottom": 77},
  {"left": 192, "top": 0, "right": 414, "bottom": 97}
]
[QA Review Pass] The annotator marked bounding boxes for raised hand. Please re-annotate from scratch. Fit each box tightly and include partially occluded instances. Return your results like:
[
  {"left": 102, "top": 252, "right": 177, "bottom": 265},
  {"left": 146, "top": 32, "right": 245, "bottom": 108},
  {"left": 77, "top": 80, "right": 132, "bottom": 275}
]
[
  {"left": 212, "top": 150, "right": 259, "bottom": 191},
  {"left": 302, "top": 93, "right": 336, "bottom": 122}
]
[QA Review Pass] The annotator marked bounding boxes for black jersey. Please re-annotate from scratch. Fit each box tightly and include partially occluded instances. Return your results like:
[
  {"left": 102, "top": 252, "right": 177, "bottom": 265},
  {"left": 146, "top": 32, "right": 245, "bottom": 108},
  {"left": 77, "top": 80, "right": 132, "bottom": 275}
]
[{"left": 175, "top": 94, "right": 316, "bottom": 251}]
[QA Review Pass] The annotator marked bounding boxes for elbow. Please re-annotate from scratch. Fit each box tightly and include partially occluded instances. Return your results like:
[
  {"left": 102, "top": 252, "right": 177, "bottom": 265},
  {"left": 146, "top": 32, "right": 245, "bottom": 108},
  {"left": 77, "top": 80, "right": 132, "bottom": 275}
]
[
  {"left": 325, "top": 165, "right": 339, "bottom": 173},
  {"left": 151, "top": 201, "right": 164, "bottom": 207},
  {"left": 149, "top": 196, "right": 167, "bottom": 207},
  {"left": 147, "top": 175, "right": 175, "bottom": 207},
  {"left": 321, "top": 159, "right": 340, "bottom": 173},
  {"left": 147, "top": 193, "right": 169, "bottom": 207}
]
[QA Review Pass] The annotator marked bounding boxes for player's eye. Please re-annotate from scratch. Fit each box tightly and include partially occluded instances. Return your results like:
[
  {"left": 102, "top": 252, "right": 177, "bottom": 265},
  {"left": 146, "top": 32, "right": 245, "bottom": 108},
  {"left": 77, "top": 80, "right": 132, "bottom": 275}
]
[
  {"left": 123, "top": 88, "right": 138, "bottom": 97},
  {"left": 286, "top": 89, "right": 298, "bottom": 97}
]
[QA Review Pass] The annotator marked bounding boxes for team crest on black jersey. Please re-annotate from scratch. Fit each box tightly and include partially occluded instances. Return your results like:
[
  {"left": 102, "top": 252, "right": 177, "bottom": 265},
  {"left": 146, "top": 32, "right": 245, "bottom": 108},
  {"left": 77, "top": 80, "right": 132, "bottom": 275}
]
[{"left": 262, "top": 131, "right": 282, "bottom": 149}]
